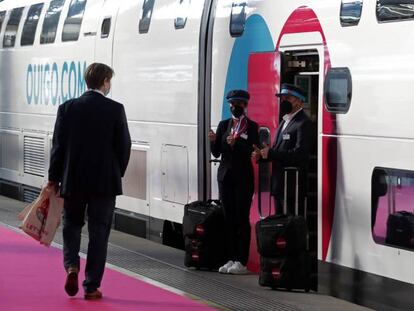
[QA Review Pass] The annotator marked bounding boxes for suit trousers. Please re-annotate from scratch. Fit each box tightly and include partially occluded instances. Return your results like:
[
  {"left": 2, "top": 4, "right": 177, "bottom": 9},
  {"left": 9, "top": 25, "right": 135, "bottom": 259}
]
[
  {"left": 62, "top": 194, "right": 115, "bottom": 292},
  {"left": 218, "top": 170, "right": 253, "bottom": 266}
]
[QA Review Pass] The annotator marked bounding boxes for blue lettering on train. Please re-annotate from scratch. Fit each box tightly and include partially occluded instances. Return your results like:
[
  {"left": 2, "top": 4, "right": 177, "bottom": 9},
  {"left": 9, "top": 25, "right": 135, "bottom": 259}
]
[{"left": 26, "top": 61, "right": 87, "bottom": 106}]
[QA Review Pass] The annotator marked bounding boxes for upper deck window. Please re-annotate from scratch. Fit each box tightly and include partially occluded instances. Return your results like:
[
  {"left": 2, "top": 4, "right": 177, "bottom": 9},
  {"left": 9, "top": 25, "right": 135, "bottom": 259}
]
[
  {"left": 62, "top": 0, "right": 87, "bottom": 42},
  {"left": 340, "top": 0, "right": 363, "bottom": 26},
  {"left": 21, "top": 3, "right": 44, "bottom": 46},
  {"left": 101, "top": 17, "right": 111, "bottom": 38},
  {"left": 175, "top": 0, "right": 190, "bottom": 29},
  {"left": 139, "top": 0, "right": 155, "bottom": 34},
  {"left": 324, "top": 67, "right": 352, "bottom": 114},
  {"left": 230, "top": 1, "right": 246, "bottom": 37},
  {"left": 377, "top": 0, "right": 414, "bottom": 22},
  {"left": 0, "top": 11, "right": 6, "bottom": 34},
  {"left": 40, "top": 0, "right": 65, "bottom": 44},
  {"left": 3, "top": 7, "right": 24, "bottom": 48}
]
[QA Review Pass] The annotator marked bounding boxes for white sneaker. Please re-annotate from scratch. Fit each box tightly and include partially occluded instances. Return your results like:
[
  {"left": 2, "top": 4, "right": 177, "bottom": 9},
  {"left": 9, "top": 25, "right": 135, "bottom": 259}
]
[
  {"left": 228, "top": 261, "right": 248, "bottom": 275},
  {"left": 218, "top": 260, "right": 234, "bottom": 274}
]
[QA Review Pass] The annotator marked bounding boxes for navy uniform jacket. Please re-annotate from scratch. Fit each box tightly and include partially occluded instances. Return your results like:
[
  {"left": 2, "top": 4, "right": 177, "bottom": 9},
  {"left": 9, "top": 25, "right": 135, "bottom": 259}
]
[
  {"left": 267, "top": 109, "right": 313, "bottom": 197},
  {"left": 48, "top": 91, "right": 132, "bottom": 197},
  {"left": 211, "top": 117, "right": 259, "bottom": 186}
]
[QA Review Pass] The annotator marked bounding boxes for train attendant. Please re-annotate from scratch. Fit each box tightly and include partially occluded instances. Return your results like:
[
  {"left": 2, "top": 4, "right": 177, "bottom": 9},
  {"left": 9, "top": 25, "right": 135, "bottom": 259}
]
[
  {"left": 253, "top": 83, "right": 312, "bottom": 215},
  {"left": 48, "top": 63, "right": 132, "bottom": 300},
  {"left": 209, "top": 90, "right": 259, "bottom": 274}
]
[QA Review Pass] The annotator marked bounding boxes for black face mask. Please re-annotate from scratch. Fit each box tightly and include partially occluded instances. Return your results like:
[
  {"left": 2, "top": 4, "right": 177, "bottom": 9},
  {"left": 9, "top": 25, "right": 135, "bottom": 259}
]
[
  {"left": 231, "top": 105, "right": 244, "bottom": 118},
  {"left": 280, "top": 100, "right": 293, "bottom": 116}
]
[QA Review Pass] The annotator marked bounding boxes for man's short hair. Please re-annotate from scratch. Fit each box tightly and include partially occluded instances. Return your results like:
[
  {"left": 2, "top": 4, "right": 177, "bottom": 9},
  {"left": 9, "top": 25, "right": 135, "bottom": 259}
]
[{"left": 84, "top": 63, "right": 114, "bottom": 90}]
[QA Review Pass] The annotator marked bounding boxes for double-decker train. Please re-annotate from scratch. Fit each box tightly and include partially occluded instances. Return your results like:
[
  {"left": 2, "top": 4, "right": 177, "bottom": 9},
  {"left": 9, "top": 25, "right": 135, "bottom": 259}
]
[{"left": 1, "top": 0, "right": 414, "bottom": 309}]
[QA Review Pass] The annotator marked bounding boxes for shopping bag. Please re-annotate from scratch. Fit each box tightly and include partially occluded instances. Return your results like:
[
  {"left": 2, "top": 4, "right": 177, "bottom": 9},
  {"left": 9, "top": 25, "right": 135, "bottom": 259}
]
[
  {"left": 19, "top": 186, "right": 63, "bottom": 246},
  {"left": 40, "top": 191, "right": 63, "bottom": 246},
  {"left": 19, "top": 187, "right": 50, "bottom": 241}
]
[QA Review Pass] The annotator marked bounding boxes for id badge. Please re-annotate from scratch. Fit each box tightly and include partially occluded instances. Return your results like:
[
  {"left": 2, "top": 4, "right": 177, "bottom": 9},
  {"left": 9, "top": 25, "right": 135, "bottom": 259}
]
[
  {"left": 240, "top": 133, "right": 248, "bottom": 140},
  {"left": 283, "top": 134, "right": 290, "bottom": 140}
]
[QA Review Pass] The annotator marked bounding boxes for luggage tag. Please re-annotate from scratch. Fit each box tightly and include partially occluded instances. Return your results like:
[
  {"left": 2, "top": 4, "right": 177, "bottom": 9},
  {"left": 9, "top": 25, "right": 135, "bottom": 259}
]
[{"left": 282, "top": 133, "right": 290, "bottom": 140}]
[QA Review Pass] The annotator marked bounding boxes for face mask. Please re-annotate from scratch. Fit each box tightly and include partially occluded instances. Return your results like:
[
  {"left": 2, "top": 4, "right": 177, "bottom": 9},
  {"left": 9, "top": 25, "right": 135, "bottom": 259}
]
[
  {"left": 280, "top": 100, "right": 293, "bottom": 116},
  {"left": 231, "top": 105, "right": 244, "bottom": 118}
]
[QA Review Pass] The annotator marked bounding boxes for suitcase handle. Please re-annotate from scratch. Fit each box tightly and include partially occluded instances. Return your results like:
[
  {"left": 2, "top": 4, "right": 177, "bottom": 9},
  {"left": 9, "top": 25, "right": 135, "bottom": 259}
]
[
  {"left": 283, "top": 167, "right": 307, "bottom": 219},
  {"left": 258, "top": 127, "right": 272, "bottom": 220},
  {"left": 258, "top": 164, "right": 271, "bottom": 220},
  {"left": 387, "top": 175, "right": 396, "bottom": 215},
  {"left": 206, "top": 199, "right": 221, "bottom": 206}
]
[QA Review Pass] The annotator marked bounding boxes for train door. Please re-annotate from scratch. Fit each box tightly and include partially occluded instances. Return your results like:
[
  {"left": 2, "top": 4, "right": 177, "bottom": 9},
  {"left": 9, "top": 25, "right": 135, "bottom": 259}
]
[
  {"left": 247, "top": 47, "right": 322, "bottom": 289},
  {"left": 279, "top": 48, "right": 320, "bottom": 290},
  {"left": 94, "top": 0, "right": 119, "bottom": 68}
]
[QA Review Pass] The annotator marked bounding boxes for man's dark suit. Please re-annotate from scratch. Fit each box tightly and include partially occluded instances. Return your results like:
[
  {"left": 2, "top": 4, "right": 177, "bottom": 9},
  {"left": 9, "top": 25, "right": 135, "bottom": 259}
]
[
  {"left": 48, "top": 90, "right": 131, "bottom": 293},
  {"left": 49, "top": 91, "right": 131, "bottom": 197},
  {"left": 211, "top": 117, "right": 259, "bottom": 265},
  {"left": 267, "top": 109, "right": 312, "bottom": 215}
]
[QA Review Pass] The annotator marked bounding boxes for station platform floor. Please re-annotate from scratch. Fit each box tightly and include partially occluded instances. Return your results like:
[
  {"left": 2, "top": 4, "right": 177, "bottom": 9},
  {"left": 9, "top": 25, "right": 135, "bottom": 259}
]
[{"left": 0, "top": 196, "right": 372, "bottom": 311}]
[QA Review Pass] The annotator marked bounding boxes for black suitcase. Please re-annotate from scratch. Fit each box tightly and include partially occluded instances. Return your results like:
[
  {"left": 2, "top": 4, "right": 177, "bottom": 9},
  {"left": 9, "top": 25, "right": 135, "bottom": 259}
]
[
  {"left": 259, "top": 254, "right": 311, "bottom": 291},
  {"left": 184, "top": 237, "right": 225, "bottom": 269},
  {"left": 183, "top": 200, "right": 226, "bottom": 269},
  {"left": 183, "top": 200, "right": 223, "bottom": 239},
  {"left": 386, "top": 211, "right": 414, "bottom": 248},
  {"left": 256, "top": 168, "right": 311, "bottom": 292},
  {"left": 256, "top": 213, "right": 307, "bottom": 258}
]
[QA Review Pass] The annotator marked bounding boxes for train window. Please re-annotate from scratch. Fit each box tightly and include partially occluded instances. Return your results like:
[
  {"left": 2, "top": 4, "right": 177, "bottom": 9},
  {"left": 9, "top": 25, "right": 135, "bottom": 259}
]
[
  {"left": 340, "top": 0, "right": 363, "bottom": 26},
  {"left": 3, "top": 7, "right": 24, "bottom": 48},
  {"left": 21, "top": 3, "right": 44, "bottom": 46},
  {"left": 230, "top": 1, "right": 247, "bottom": 37},
  {"left": 324, "top": 67, "right": 352, "bottom": 114},
  {"left": 62, "top": 0, "right": 87, "bottom": 42},
  {"left": 40, "top": 0, "right": 65, "bottom": 44},
  {"left": 0, "top": 11, "right": 5, "bottom": 34},
  {"left": 175, "top": 0, "right": 190, "bottom": 29},
  {"left": 377, "top": 0, "right": 414, "bottom": 22},
  {"left": 101, "top": 17, "right": 111, "bottom": 38},
  {"left": 139, "top": 0, "right": 155, "bottom": 34},
  {"left": 372, "top": 168, "right": 414, "bottom": 251}
]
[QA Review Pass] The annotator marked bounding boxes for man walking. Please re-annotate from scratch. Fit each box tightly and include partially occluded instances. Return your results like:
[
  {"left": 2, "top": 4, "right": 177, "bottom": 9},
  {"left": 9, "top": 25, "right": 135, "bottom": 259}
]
[{"left": 48, "top": 63, "right": 131, "bottom": 299}]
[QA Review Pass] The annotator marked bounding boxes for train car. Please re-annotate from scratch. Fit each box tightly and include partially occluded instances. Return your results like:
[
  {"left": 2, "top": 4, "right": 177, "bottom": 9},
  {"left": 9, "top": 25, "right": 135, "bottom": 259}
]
[{"left": 1, "top": 0, "right": 414, "bottom": 309}]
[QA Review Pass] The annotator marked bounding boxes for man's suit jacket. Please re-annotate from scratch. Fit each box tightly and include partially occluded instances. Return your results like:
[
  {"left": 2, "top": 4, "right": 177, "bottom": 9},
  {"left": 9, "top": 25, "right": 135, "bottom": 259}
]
[
  {"left": 211, "top": 117, "right": 259, "bottom": 185},
  {"left": 267, "top": 109, "right": 313, "bottom": 197},
  {"left": 48, "top": 91, "right": 132, "bottom": 197}
]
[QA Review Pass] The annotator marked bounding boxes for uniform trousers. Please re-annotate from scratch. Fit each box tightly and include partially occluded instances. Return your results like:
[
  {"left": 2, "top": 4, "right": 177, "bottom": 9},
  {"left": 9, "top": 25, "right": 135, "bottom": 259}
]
[{"left": 218, "top": 170, "right": 253, "bottom": 266}]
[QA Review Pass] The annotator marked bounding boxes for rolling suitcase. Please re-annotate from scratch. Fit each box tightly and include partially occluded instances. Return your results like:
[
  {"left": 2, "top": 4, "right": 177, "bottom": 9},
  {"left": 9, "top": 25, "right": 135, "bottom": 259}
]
[
  {"left": 183, "top": 200, "right": 226, "bottom": 269},
  {"left": 256, "top": 167, "right": 311, "bottom": 292},
  {"left": 386, "top": 211, "right": 414, "bottom": 248}
]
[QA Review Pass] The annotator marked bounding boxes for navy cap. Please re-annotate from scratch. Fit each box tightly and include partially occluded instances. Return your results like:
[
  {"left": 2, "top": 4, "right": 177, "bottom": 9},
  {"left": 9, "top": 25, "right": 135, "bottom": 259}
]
[
  {"left": 275, "top": 83, "right": 306, "bottom": 102},
  {"left": 226, "top": 89, "right": 250, "bottom": 104}
]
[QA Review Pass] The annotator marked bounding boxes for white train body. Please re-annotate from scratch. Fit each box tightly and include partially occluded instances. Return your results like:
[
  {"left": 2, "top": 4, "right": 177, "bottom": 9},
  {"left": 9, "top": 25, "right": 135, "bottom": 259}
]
[{"left": 1, "top": 0, "right": 414, "bottom": 308}]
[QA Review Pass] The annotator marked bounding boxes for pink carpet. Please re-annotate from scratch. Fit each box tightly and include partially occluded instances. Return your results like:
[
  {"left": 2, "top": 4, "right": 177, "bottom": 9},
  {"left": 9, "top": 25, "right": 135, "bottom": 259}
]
[{"left": 0, "top": 225, "right": 215, "bottom": 311}]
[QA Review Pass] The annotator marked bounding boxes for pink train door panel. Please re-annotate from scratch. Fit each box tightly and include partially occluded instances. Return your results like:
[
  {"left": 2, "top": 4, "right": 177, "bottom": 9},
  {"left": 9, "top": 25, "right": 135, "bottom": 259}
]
[{"left": 246, "top": 52, "right": 281, "bottom": 272}]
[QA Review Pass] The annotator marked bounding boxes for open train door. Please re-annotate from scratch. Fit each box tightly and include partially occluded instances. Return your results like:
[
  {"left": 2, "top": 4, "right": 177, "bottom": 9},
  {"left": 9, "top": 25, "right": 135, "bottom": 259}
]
[
  {"left": 247, "top": 47, "right": 321, "bottom": 290},
  {"left": 246, "top": 51, "right": 282, "bottom": 272}
]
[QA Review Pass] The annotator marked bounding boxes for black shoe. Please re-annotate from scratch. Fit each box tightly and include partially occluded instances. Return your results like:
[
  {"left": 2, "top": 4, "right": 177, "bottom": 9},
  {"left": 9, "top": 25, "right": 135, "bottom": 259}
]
[{"left": 64, "top": 267, "right": 79, "bottom": 297}]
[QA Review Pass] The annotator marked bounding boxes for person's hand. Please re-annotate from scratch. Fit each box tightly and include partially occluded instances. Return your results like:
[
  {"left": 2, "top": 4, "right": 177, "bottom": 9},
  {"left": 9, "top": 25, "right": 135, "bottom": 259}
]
[
  {"left": 208, "top": 130, "right": 216, "bottom": 142},
  {"left": 260, "top": 143, "right": 270, "bottom": 160},
  {"left": 252, "top": 144, "right": 262, "bottom": 161},
  {"left": 226, "top": 135, "right": 236, "bottom": 147},
  {"left": 46, "top": 181, "right": 59, "bottom": 194}
]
